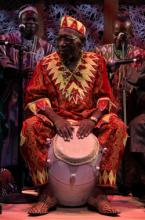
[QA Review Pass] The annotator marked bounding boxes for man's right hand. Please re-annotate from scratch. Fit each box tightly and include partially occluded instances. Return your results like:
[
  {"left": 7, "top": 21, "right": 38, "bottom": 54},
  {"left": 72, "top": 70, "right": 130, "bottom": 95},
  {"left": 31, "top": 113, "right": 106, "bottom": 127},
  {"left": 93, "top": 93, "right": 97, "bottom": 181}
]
[{"left": 54, "top": 117, "right": 74, "bottom": 141}]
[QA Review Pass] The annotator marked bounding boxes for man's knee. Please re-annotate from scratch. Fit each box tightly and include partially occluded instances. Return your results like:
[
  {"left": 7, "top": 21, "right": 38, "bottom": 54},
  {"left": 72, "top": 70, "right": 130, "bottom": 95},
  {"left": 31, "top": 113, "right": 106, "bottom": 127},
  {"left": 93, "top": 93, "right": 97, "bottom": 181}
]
[{"left": 109, "top": 115, "right": 127, "bottom": 134}]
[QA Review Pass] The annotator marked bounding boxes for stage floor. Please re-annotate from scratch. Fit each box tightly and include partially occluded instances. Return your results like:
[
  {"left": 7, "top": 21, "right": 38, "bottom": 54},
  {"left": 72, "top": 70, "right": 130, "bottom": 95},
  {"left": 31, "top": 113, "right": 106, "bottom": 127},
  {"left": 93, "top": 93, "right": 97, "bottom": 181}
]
[{"left": 1, "top": 193, "right": 145, "bottom": 220}]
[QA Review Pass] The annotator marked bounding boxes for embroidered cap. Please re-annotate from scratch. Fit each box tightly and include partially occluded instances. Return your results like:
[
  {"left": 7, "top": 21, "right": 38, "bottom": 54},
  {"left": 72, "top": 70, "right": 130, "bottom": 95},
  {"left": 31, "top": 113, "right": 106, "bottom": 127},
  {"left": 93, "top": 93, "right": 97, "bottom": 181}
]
[{"left": 60, "top": 16, "right": 86, "bottom": 36}]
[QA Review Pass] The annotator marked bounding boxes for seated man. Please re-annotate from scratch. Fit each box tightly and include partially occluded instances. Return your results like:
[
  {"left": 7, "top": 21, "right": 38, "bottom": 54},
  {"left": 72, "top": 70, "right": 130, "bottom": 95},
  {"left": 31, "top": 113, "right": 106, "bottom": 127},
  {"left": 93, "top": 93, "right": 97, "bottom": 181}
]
[{"left": 20, "top": 16, "right": 127, "bottom": 216}]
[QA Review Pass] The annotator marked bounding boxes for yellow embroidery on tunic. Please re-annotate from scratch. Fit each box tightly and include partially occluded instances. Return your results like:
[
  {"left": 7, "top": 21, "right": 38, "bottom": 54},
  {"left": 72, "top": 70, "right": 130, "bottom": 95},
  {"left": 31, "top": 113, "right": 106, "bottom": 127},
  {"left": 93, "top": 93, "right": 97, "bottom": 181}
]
[
  {"left": 98, "top": 170, "right": 116, "bottom": 186},
  {"left": 25, "top": 98, "right": 51, "bottom": 114},
  {"left": 43, "top": 52, "right": 99, "bottom": 103}
]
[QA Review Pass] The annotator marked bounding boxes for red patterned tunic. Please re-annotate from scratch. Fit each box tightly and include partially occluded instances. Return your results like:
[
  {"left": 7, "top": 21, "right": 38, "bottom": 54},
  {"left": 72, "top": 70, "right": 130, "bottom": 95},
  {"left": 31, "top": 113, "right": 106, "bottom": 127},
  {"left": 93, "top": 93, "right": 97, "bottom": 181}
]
[{"left": 21, "top": 51, "right": 127, "bottom": 188}]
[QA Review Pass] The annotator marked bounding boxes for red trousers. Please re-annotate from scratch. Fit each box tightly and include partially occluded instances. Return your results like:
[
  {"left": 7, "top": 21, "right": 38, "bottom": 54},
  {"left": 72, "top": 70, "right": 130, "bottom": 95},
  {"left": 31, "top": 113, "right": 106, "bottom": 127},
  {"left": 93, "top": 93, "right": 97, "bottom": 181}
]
[{"left": 20, "top": 113, "right": 127, "bottom": 188}]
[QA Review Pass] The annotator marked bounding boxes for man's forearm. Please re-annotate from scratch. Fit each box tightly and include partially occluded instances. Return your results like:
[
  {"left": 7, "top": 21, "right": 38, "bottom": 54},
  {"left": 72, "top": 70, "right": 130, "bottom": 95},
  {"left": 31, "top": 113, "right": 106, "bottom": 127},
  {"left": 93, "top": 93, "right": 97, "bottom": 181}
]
[{"left": 40, "top": 106, "right": 61, "bottom": 124}]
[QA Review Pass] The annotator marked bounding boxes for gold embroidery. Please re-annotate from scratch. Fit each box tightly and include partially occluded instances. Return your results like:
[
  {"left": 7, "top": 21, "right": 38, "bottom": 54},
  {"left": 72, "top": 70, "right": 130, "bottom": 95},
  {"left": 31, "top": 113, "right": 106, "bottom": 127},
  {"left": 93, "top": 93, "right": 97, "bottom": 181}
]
[{"left": 44, "top": 52, "right": 98, "bottom": 103}]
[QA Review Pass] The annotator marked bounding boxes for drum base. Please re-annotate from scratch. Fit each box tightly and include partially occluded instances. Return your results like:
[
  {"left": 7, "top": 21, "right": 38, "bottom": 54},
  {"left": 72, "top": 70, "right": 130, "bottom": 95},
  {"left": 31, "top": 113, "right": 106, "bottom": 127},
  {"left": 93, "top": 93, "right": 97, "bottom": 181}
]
[
  {"left": 49, "top": 175, "right": 95, "bottom": 206},
  {"left": 49, "top": 160, "right": 96, "bottom": 206},
  {"left": 48, "top": 130, "right": 101, "bottom": 206}
]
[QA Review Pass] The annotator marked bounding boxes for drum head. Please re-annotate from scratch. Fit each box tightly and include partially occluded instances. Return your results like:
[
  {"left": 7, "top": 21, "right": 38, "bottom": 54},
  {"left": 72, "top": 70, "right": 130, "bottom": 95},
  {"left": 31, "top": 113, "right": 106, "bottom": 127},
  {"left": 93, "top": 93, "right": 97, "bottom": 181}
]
[{"left": 53, "top": 126, "right": 99, "bottom": 165}]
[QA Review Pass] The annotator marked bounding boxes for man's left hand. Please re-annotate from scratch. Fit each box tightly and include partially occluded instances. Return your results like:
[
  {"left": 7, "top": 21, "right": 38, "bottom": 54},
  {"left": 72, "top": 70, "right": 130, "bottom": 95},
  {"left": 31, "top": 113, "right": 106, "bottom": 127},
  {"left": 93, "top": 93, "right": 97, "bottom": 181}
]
[{"left": 76, "top": 119, "right": 96, "bottom": 139}]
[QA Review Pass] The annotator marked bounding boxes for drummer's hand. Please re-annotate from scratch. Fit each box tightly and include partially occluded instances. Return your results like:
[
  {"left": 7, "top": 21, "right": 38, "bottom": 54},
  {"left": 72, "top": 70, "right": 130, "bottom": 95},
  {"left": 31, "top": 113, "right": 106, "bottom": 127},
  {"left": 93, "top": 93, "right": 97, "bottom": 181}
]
[
  {"left": 54, "top": 117, "right": 74, "bottom": 141},
  {"left": 77, "top": 119, "right": 96, "bottom": 139}
]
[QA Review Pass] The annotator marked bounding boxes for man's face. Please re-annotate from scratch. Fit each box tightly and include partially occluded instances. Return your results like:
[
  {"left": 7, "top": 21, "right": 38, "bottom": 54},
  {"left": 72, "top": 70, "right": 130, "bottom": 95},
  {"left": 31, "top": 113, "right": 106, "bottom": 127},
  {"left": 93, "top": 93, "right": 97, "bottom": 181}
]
[
  {"left": 20, "top": 11, "right": 39, "bottom": 36},
  {"left": 56, "top": 29, "right": 83, "bottom": 61},
  {"left": 113, "top": 20, "right": 132, "bottom": 49}
]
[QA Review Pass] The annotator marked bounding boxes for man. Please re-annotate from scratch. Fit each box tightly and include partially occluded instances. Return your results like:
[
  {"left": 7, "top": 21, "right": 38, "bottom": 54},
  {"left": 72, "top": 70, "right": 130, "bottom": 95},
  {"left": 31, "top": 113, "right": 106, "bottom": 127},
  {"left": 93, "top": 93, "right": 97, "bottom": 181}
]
[
  {"left": 95, "top": 14, "right": 145, "bottom": 122},
  {"left": 0, "top": 5, "right": 54, "bottom": 177},
  {"left": 20, "top": 15, "right": 127, "bottom": 216}
]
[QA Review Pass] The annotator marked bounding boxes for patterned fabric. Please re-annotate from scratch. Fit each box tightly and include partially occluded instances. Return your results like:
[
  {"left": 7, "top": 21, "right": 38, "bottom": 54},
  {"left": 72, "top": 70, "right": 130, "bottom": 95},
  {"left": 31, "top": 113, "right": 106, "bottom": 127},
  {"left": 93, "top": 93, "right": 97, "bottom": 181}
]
[
  {"left": 21, "top": 51, "right": 127, "bottom": 188},
  {"left": 0, "top": 31, "right": 54, "bottom": 167},
  {"left": 60, "top": 16, "right": 86, "bottom": 36},
  {"left": 0, "top": 31, "right": 54, "bottom": 89},
  {"left": 25, "top": 52, "right": 116, "bottom": 118},
  {"left": 95, "top": 43, "right": 145, "bottom": 121}
]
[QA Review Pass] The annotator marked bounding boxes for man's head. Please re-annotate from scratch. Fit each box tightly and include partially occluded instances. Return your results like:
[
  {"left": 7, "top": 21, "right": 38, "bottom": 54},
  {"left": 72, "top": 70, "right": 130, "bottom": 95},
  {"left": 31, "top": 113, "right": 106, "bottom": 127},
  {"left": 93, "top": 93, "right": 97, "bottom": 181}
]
[
  {"left": 18, "top": 4, "right": 39, "bottom": 38},
  {"left": 57, "top": 16, "right": 86, "bottom": 62},
  {"left": 113, "top": 14, "right": 133, "bottom": 49}
]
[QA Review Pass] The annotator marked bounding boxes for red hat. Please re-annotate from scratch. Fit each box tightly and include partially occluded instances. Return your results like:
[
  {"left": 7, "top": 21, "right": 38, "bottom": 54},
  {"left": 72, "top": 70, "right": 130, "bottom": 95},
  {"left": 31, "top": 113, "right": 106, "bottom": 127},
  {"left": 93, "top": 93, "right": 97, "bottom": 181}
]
[{"left": 60, "top": 16, "right": 86, "bottom": 36}]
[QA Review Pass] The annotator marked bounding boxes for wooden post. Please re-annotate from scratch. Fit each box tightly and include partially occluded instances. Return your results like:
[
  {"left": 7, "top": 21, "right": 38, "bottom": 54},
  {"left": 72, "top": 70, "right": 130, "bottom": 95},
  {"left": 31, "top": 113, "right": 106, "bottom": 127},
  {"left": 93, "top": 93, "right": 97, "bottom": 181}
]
[
  {"left": 103, "top": 0, "right": 119, "bottom": 44},
  {"left": 35, "top": 0, "right": 45, "bottom": 38}
]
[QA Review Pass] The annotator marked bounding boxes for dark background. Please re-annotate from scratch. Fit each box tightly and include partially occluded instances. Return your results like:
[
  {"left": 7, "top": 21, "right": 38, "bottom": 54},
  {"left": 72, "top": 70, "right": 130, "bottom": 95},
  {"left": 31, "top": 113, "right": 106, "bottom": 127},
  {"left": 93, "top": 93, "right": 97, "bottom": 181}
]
[{"left": 0, "top": 0, "right": 145, "bottom": 50}]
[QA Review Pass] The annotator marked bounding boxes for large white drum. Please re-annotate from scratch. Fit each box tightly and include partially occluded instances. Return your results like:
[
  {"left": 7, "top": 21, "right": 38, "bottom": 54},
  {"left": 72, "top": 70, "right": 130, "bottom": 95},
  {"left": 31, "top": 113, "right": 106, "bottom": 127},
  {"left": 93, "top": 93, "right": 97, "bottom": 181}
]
[{"left": 47, "top": 126, "right": 103, "bottom": 206}]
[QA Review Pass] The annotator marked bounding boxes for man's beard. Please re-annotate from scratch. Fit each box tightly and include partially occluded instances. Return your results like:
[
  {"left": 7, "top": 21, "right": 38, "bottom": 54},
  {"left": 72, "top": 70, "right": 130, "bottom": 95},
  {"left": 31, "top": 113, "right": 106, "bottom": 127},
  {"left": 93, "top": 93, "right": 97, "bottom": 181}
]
[{"left": 59, "top": 48, "right": 76, "bottom": 63}]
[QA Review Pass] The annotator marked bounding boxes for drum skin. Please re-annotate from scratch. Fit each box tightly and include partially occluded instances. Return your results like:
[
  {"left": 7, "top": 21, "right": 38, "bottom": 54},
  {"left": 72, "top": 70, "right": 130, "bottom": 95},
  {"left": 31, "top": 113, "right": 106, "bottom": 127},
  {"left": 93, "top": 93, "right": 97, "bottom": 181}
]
[{"left": 47, "top": 127, "right": 102, "bottom": 206}]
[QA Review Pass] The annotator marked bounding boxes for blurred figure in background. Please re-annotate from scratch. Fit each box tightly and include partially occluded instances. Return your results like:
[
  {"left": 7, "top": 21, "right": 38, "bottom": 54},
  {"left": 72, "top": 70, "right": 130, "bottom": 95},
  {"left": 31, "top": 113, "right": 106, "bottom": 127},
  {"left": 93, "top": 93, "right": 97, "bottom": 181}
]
[
  {"left": 0, "top": 4, "right": 54, "bottom": 191},
  {"left": 95, "top": 14, "right": 145, "bottom": 122}
]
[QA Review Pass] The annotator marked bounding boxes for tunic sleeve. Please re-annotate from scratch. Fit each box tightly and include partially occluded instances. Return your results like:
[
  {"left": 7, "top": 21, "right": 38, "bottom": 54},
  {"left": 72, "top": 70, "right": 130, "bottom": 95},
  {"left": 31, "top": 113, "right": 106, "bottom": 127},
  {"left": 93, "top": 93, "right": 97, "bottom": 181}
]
[{"left": 25, "top": 59, "right": 52, "bottom": 115}]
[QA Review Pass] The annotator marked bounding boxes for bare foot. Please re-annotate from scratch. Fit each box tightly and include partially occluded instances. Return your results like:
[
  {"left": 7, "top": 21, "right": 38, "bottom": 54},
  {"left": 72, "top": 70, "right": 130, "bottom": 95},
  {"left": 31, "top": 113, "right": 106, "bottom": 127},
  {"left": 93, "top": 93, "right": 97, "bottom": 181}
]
[
  {"left": 88, "top": 189, "right": 120, "bottom": 216},
  {"left": 28, "top": 184, "right": 57, "bottom": 216}
]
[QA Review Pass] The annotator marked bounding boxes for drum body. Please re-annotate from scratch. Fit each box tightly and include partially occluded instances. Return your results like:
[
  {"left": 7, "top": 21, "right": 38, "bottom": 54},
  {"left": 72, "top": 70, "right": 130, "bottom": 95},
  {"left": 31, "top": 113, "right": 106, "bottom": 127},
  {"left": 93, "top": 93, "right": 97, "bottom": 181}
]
[{"left": 47, "top": 126, "right": 102, "bottom": 206}]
